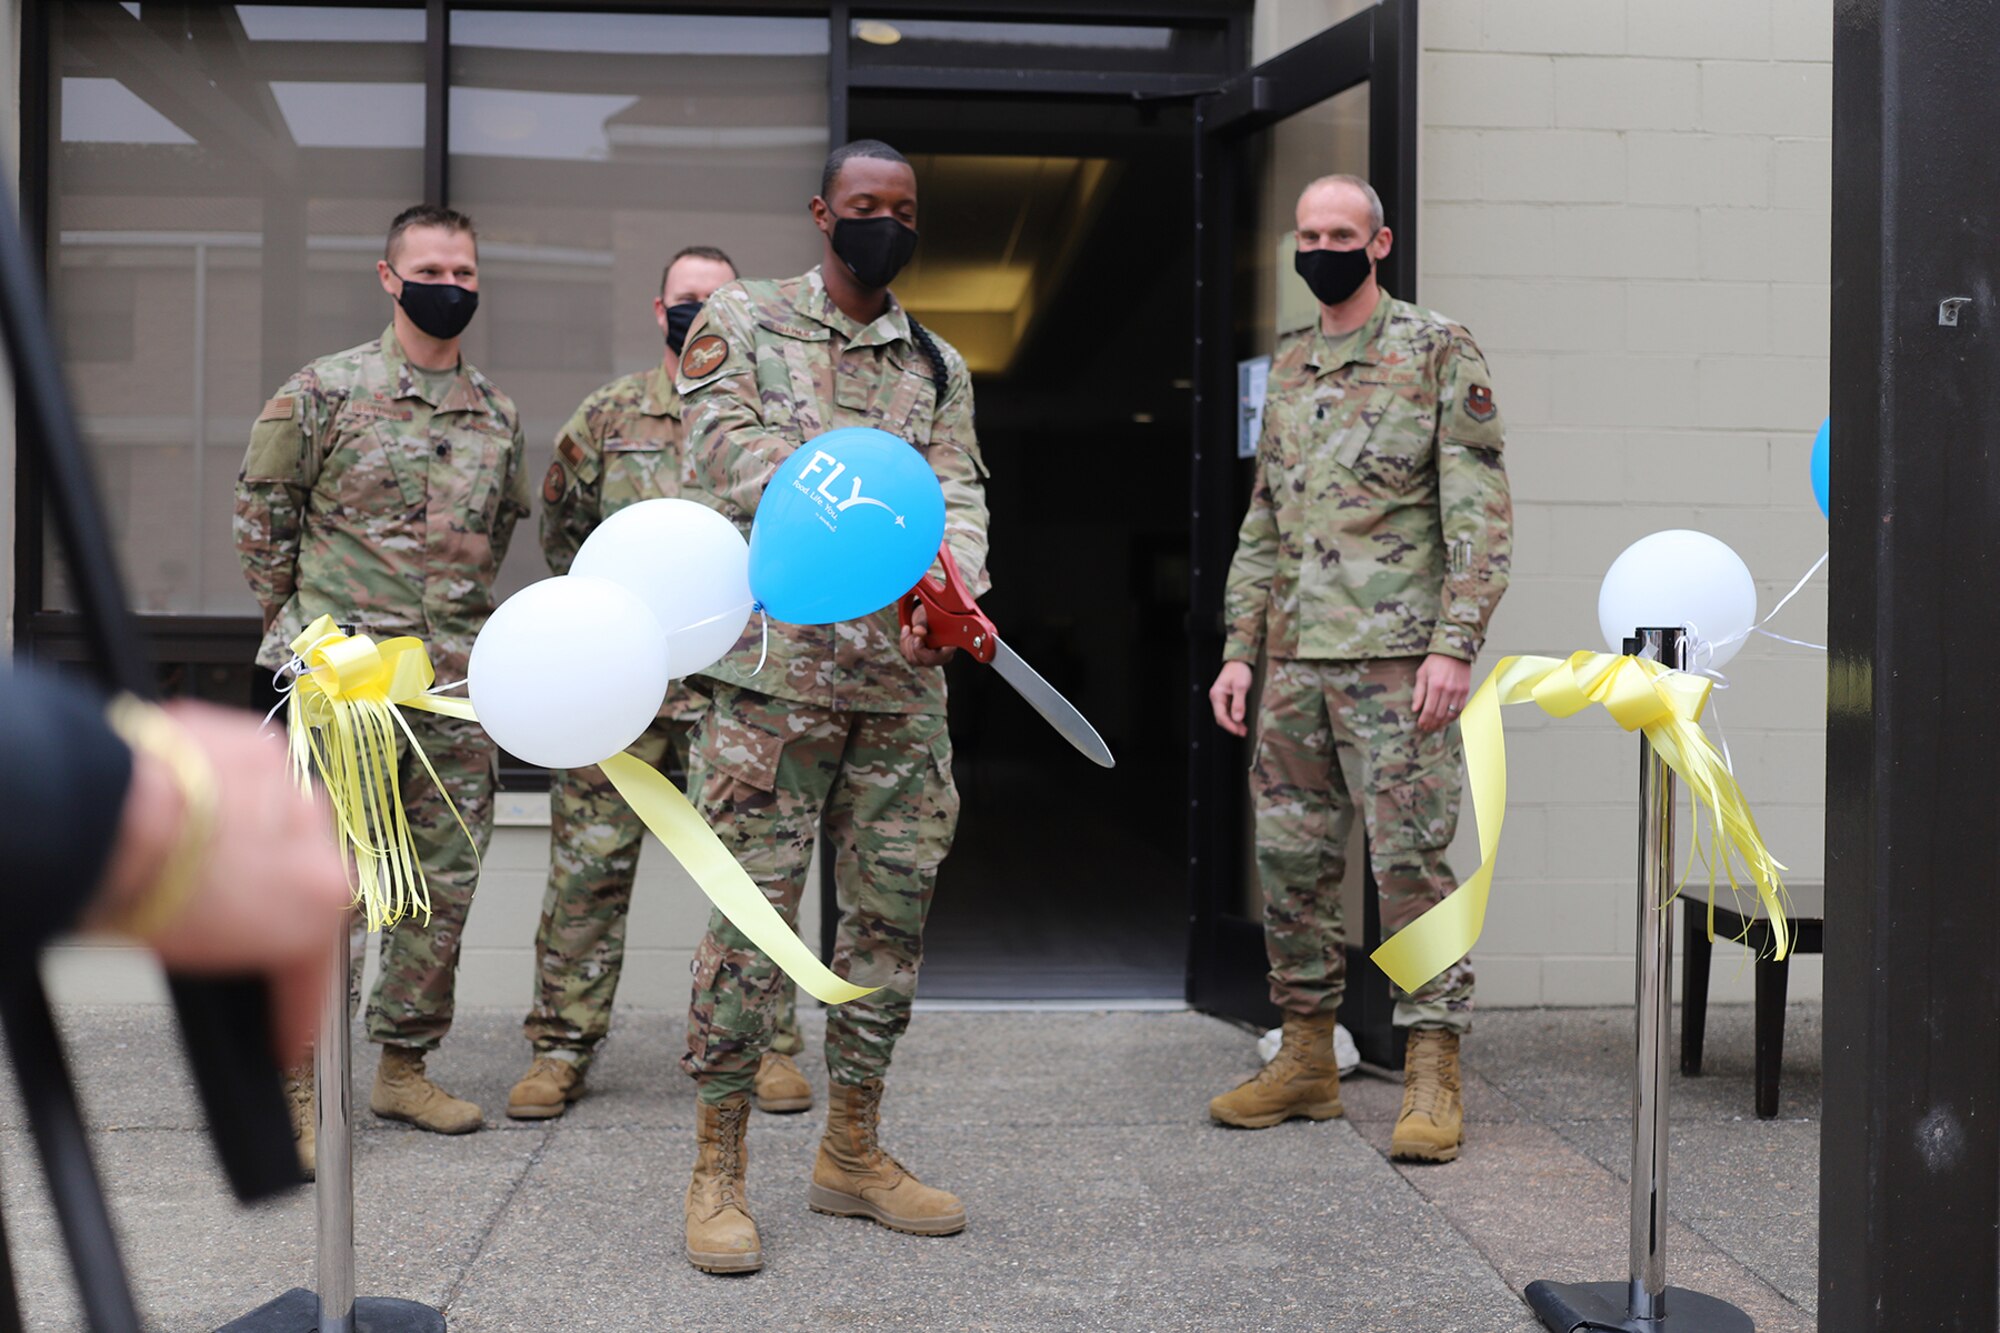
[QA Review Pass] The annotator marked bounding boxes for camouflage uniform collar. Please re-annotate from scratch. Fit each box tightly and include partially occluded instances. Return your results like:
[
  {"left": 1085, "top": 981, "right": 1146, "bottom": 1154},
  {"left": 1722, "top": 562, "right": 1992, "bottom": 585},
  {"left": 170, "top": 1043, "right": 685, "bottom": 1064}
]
[
  {"left": 804, "top": 265, "right": 913, "bottom": 351},
  {"left": 379, "top": 324, "right": 489, "bottom": 414},
  {"left": 642, "top": 361, "right": 681, "bottom": 419},
  {"left": 1305, "top": 290, "right": 1399, "bottom": 375}
]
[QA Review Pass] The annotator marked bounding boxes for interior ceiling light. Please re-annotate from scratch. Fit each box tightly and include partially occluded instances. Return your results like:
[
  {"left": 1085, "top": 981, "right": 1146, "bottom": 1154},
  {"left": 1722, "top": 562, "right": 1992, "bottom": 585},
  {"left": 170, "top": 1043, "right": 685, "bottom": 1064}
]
[{"left": 854, "top": 20, "right": 903, "bottom": 45}]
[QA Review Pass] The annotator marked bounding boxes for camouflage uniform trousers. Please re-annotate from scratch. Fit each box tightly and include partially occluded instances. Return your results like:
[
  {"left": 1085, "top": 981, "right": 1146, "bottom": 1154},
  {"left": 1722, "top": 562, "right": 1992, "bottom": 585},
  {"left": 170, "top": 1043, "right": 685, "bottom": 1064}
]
[
  {"left": 681, "top": 684, "right": 958, "bottom": 1104},
  {"left": 1252, "top": 656, "right": 1473, "bottom": 1033},
  {"left": 359, "top": 708, "right": 497, "bottom": 1051},
  {"left": 525, "top": 712, "right": 802, "bottom": 1067}
]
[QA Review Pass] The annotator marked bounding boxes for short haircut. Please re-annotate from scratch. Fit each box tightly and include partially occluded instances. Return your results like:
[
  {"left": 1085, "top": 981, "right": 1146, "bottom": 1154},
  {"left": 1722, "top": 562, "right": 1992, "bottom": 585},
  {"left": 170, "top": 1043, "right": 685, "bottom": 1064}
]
[
  {"left": 660, "top": 245, "right": 738, "bottom": 296},
  {"left": 821, "top": 139, "right": 910, "bottom": 200},
  {"left": 1298, "top": 173, "right": 1384, "bottom": 233},
  {"left": 385, "top": 203, "right": 477, "bottom": 262}
]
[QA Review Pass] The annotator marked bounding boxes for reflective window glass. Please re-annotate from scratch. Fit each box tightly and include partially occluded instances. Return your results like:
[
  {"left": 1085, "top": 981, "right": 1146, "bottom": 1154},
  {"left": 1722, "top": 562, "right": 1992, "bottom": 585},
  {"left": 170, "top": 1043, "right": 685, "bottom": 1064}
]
[
  {"left": 46, "top": 3, "right": 427, "bottom": 615},
  {"left": 848, "top": 17, "right": 1231, "bottom": 75},
  {"left": 446, "top": 12, "right": 831, "bottom": 601}
]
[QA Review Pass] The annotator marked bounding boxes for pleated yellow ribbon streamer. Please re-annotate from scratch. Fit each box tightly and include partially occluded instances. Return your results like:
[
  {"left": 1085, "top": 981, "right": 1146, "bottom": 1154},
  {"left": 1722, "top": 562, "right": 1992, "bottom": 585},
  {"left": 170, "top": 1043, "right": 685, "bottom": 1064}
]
[
  {"left": 1370, "top": 651, "right": 1790, "bottom": 996},
  {"left": 283, "top": 617, "right": 476, "bottom": 931},
  {"left": 286, "top": 616, "right": 870, "bottom": 1004}
]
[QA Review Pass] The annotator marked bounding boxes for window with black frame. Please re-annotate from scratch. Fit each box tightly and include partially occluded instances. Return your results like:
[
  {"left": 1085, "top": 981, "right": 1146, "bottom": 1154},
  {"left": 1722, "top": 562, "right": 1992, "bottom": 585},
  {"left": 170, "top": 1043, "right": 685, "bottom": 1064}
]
[{"left": 38, "top": 2, "right": 428, "bottom": 704}]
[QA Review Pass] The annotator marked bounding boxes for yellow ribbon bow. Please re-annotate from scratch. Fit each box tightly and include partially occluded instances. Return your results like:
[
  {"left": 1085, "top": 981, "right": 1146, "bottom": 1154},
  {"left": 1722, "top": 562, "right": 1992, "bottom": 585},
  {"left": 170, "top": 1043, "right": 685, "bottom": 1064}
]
[
  {"left": 284, "top": 615, "right": 870, "bottom": 1003},
  {"left": 1370, "top": 651, "right": 1790, "bottom": 996}
]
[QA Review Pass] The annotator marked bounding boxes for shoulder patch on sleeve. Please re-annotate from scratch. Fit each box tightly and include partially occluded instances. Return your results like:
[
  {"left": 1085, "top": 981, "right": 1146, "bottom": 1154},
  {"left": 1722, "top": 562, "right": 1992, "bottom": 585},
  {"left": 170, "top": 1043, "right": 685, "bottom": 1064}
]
[
  {"left": 682, "top": 333, "right": 729, "bottom": 380},
  {"left": 1464, "top": 384, "right": 1496, "bottom": 422},
  {"left": 542, "top": 460, "right": 568, "bottom": 504},
  {"left": 558, "top": 433, "right": 587, "bottom": 467},
  {"left": 258, "top": 395, "right": 296, "bottom": 423}
]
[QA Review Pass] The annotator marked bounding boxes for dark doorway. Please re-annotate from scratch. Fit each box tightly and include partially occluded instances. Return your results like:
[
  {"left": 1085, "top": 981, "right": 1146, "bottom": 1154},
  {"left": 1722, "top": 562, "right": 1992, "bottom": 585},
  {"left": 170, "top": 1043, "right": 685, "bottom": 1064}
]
[{"left": 849, "top": 91, "right": 1197, "bottom": 998}]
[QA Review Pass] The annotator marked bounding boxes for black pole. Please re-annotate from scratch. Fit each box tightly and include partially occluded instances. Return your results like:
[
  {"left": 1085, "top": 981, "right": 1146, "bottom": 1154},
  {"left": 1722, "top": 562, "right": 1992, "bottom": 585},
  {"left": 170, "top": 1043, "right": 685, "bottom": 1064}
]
[
  {"left": 0, "top": 172, "right": 297, "bottom": 1322},
  {"left": 1822, "top": 0, "right": 2000, "bottom": 1326}
]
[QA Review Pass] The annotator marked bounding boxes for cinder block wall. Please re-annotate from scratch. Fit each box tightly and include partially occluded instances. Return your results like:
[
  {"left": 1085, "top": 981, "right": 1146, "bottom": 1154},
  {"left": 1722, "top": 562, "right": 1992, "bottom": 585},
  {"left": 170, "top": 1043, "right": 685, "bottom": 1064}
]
[{"left": 1414, "top": 0, "right": 1831, "bottom": 1004}]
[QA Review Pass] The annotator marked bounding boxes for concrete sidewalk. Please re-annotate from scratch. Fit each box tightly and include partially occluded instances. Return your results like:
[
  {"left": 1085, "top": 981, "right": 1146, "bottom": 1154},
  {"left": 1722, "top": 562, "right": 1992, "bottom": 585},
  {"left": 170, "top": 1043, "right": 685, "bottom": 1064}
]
[{"left": 0, "top": 1004, "right": 1820, "bottom": 1331}]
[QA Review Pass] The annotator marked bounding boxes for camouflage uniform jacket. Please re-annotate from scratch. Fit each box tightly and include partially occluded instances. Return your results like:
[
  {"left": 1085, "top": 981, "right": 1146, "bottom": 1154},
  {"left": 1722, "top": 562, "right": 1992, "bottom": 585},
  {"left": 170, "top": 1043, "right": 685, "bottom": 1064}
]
[
  {"left": 1222, "top": 292, "right": 1511, "bottom": 664},
  {"left": 541, "top": 361, "right": 698, "bottom": 721},
  {"left": 676, "top": 266, "right": 990, "bottom": 716},
  {"left": 234, "top": 325, "right": 531, "bottom": 680}
]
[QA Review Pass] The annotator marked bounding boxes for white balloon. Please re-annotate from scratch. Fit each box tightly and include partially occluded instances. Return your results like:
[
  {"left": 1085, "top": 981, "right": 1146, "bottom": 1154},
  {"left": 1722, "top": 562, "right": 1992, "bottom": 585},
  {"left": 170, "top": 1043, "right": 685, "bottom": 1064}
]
[
  {"left": 570, "top": 498, "right": 753, "bottom": 680},
  {"left": 1597, "top": 529, "right": 1758, "bottom": 669},
  {"left": 469, "top": 576, "right": 669, "bottom": 769}
]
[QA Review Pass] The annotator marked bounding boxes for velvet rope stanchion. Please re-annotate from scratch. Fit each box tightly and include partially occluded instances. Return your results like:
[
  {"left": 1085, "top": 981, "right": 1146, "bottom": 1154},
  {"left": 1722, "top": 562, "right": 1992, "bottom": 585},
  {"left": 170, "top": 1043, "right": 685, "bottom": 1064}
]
[{"left": 1524, "top": 628, "right": 1754, "bottom": 1333}]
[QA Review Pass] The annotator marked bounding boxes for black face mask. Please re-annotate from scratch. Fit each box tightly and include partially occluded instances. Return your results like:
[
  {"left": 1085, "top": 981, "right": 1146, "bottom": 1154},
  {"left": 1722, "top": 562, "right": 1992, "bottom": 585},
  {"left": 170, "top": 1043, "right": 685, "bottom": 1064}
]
[
  {"left": 1294, "top": 240, "right": 1376, "bottom": 308},
  {"left": 391, "top": 269, "right": 479, "bottom": 340},
  {"left": 829, "top": 213, "right": 920, "bottom": 290},
  {"left": 663, "top": 300, "right": 702, "bottom": 354}
]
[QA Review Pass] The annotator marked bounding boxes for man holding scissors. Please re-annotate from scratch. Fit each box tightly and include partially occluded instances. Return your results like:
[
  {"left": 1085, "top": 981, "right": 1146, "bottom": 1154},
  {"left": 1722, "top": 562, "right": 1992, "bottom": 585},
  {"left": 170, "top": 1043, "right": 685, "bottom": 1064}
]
[
  {"left": 673, "top": 139, "right": 989, "bottom": 1273},
  {"left": 1207, "top": 174, "right": 1512, "bottom": 1164}
]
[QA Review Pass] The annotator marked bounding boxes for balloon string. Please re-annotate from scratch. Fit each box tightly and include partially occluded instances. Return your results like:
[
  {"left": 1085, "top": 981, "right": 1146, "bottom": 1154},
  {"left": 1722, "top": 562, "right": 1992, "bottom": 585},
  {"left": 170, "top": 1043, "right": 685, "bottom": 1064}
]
[
  {"left": 673, "top": 599, "right": 756, "bottom": 638},
  {"left": 1709, "top": 550, "right": 1828, "bottom": 655},
  {"left": 753, "top": 603, "right": 769, "bottom": 676}
]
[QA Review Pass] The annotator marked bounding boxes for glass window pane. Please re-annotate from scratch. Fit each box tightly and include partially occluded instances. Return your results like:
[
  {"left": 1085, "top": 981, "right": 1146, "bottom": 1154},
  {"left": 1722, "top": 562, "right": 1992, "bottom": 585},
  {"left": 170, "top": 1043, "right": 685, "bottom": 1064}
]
[
  {"left": 849, "top": 17, "right": 1231, "bottom": 75},
  {"left": 446, "top": 12, "right": 831, "bottom": 603},
  {"left": 47, "top": 3, "right": 427, "bottom": 616},
  {"left": 1230, "top": 81, "right": 1372, "bottom": 922},
  {"left": 1242, "top": 82, "right": 1371, "bottom": 360}
]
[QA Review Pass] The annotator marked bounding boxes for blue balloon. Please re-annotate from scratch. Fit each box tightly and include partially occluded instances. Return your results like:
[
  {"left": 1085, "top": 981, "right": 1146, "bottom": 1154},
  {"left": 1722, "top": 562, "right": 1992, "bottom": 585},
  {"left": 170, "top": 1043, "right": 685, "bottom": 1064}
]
[
  {"left": 1810, "top": 417, "right": 1830, "bottom": 518},
  {"left": 748, "top": 426, "right": 948, "bottom": 624}
]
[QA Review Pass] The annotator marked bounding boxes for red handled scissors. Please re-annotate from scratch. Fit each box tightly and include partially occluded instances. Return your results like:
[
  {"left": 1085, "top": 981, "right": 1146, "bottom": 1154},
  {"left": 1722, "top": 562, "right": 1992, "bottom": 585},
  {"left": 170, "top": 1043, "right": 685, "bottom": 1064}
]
[{"left": 897, "top": 542, "right": 1115, "bottom": 768}]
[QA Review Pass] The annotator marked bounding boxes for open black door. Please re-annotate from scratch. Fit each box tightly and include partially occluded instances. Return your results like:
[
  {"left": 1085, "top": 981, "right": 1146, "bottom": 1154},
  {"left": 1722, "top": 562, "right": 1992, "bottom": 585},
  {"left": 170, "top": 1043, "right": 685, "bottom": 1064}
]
[{"left": 1187, "top": 1, "right": 1419, "bottom": 1056}]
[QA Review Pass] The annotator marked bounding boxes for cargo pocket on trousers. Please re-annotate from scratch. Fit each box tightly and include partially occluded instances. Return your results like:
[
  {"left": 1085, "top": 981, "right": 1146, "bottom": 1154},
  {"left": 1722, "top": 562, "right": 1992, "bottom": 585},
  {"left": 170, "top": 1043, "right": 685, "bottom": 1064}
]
[
  {"left": 693, "top": 702, "right": 784, "bottom": 810},
  {"left": 1373, "top": 766, "right": 1456, "bottom": 855}
]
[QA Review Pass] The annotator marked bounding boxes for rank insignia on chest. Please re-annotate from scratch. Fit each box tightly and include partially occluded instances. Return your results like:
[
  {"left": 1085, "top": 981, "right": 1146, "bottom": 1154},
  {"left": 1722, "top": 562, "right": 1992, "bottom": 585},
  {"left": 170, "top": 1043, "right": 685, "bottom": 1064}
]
[
  {"left": 683, "top": 333, "right": 728, "bottom": 379},
  {"left": 1465, "top": 384, "right": 1496, "bottom": 422},
  {"left": 542, "top": 461, "right": 567, "bottom": 504}
]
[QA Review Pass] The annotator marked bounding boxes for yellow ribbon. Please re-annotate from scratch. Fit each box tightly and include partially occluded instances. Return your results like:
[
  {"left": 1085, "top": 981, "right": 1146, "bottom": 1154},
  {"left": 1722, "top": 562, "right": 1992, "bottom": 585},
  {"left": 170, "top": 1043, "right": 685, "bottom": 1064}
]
[
  {"left": 1370, "top": 651, "right": 1790, "bottom": 995},
  {"left": 284, "top": 616, "right": 475, "bottom": 931},
  {"left": 287, "top": 616, "right": 870, "bottom": 1004}
]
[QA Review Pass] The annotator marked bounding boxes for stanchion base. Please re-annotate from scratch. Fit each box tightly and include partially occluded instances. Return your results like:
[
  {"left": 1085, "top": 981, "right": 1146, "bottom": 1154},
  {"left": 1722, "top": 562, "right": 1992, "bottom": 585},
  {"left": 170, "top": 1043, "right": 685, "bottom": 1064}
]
[
  {"left": 1525, "top": 1280, "right": 1754, "bottom": 1332},
  {"left": 215, "top": 1287, "right": 447, "bottom": 1332}
]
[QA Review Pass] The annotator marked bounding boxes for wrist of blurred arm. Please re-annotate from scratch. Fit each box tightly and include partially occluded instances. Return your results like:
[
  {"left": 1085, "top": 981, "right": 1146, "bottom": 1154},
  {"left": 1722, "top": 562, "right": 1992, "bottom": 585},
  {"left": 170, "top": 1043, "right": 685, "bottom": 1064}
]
[{"left": 84, "top": 701, "right": 215, "bottom": 941}]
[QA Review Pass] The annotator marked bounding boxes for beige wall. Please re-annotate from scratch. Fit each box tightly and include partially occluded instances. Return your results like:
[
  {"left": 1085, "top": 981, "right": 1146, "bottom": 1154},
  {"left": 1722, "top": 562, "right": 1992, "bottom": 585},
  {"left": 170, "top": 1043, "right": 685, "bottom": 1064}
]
[{"left": 1418, "top": 0, "right": 1829, "bottom": 1004}]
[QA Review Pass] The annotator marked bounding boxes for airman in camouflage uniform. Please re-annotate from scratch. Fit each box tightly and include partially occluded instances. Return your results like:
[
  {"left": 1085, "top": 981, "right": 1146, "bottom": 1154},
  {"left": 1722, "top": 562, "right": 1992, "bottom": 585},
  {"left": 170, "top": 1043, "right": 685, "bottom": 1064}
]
[
  {"left": 236, "top": 205, "right": 527, "bottom": 1145},
  {"left": 508, "top": 247, "right": 813, "bottom": 1122},
  {"left": 1208, "top": 175, "right": 1510, "bottom": 1165},
  {"left": 675, "top": 141, "right": 985, "bottom": 1275}
]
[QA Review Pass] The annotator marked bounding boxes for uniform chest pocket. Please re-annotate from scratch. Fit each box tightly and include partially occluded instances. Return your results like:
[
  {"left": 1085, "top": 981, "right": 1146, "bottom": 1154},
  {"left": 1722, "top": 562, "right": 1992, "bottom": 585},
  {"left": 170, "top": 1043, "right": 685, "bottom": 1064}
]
[
  {"left": 445, "top": 419, "right": 513, "bottom": 531},
  {"left": 601, "top": 437, "right": 673, "bottom": 505},
  {"left": 885, "top": 363, "right": 938, "bottom": 443},
  {"left": 1335, "top": 376, "right": 1437, "bottom": 493},
  {"left": 758, "top": 340, "right": 826, "bottom": 442},
  {"left": 318, "top": 408, "right": 426, "bottom": 512}
]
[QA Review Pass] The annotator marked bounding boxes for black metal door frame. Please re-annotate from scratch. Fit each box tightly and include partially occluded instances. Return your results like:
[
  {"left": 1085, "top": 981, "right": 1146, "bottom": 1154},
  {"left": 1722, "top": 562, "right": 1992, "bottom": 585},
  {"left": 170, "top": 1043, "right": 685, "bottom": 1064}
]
[
  {"left": 1820, "top": 0, "right": 2000, "bottom": 1323},
  {"left": 1186, "top": 0, "right": 1418, "bottom": 1051}
]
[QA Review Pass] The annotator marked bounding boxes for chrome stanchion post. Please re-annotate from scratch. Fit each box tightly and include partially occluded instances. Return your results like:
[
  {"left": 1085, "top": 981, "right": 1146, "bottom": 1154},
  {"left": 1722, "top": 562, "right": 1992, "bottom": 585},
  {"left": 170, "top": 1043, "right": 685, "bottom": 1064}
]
[
  {"left": 1628, "top": 627, "right": 1680, "bottom": 1321},
  {"left": 1522, "top": 627, "right": 1753, "bottom": 1333},
  {"left": 316, "top": 916, "right": 356, "bottom": 1333},
  {"left": 214, "top": 914, "right": 446, "bottom": 1332}
]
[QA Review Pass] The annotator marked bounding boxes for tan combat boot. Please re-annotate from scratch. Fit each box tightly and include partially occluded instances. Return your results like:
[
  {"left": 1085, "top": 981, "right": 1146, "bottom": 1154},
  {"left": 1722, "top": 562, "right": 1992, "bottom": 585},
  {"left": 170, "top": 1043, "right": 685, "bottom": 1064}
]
[
  {"left": 753, "top": 1051, "right": 812, "bottom": 1114},
  {"left": 507, "top": 1055, "right": 585, "bottom": 1121},
  {"left": 809, "top": 1080, "right": 965, "bottom": 1236},
  {"left": 284, "top": 1064, "right": 315, "bottom": 1179},
  {"left": 1391, "top": 1029, "right": 1465, "bottom": 1163},
  {"left": 685, "top": 1093, "right": 762, "bottom": 1274},
  {"left": 370, "top": 1046, "right": 482, "bottom": 1134},
  {"left": 1209, "top": 1012, "right": 1344, "bottom": 1128}
]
